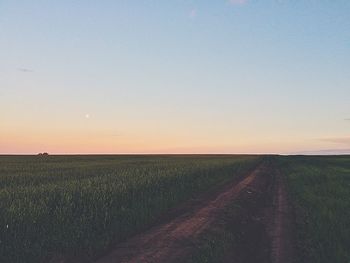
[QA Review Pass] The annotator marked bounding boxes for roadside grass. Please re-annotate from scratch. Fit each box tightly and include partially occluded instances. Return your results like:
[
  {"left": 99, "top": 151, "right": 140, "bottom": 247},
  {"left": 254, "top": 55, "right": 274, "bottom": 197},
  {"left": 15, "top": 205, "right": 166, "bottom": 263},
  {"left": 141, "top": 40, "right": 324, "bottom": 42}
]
[
  {"left": 278, "top": 156, "right": 350, "bottom": 263},
  {"left": 187, "top": 162, "right": 271, "bottom": 263},
  {"left": 0, "top": 155, "right": 260, "bottom": 263},
  {"left": 186, "top": 203, "right": 240, "bottom": 263}
]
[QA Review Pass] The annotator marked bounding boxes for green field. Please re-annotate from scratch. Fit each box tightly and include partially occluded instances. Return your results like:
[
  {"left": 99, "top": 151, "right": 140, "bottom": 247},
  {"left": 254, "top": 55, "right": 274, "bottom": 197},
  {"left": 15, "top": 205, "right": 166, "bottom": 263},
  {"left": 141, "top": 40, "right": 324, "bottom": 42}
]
[
  {"left": 2, "top": 155, "right": 349, "bottom": 263},
  {"left": 0, "top": 155, "right": 260, "bottom": 263},
  {"left": 278, "top": 156, "right": 350, "bottom": 263}
]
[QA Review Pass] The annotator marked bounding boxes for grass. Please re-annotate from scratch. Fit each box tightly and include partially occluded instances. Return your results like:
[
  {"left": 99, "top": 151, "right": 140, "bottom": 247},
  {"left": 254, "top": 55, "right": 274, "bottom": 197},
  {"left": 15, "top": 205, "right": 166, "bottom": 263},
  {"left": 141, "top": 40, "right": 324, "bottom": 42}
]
[
  {"left": 278, "top": 155, "right": 350, "bottom": 263},
  {"left": 187, "top": 158, "right": 271, "bottom": 263},
  {"left": 0, "top": 155, "right": 260, "bottom": 263},
  {"left": 186, "top": 202, "right": 241, "bottom": 263}
]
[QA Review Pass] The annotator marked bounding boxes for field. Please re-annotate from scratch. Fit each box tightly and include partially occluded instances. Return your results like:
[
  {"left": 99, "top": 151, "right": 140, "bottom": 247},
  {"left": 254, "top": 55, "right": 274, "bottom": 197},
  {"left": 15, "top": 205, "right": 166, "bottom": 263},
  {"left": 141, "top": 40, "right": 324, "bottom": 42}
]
[
  {"left": 0, "top": 155, "right": 260, "bottom": 263},
  {"left": 277, "top": 156, "right": 350, "bottom": 263},
  {"left": 1, "top": 155, "right": 350, "bottom": 263}
]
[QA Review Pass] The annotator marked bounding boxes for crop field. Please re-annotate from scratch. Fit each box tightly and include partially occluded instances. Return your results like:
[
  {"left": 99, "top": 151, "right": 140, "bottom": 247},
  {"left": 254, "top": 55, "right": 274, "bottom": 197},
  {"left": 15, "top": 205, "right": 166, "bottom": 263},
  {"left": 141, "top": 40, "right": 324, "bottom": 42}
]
[
  {"left": 278, "top": 156, "right": 350, "bottom": 263},
  {"left": 1, "top": 155, "right": 349, "bottom": 263},
  {"left": 0, "top": 155, "right": 260, "bottom": 263}
]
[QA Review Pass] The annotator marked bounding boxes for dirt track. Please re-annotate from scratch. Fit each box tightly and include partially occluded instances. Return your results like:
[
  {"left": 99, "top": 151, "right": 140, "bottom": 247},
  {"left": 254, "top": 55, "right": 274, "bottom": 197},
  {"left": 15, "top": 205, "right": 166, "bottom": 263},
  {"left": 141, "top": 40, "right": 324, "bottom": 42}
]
[
  {"left": 96, "top": 160, "right": 294, "bottom": 263},
  {"left": 270, "top": 168, "right": 295, "bottom": 263}
]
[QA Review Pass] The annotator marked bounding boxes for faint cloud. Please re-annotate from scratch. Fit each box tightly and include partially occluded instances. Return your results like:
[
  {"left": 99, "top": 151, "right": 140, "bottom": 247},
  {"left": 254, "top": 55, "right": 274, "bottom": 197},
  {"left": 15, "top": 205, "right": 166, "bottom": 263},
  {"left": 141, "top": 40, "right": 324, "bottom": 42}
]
[
  {"left": 101, "top": 131, "right": 123, "bottom": 137},
  {"left": 228, "top": 0, "right": 247, "bottom": 5},
  {"left": 109, "top": 133, "right": 122, "bottom": 137},
  {"left": 189, "top": 8, "right": 197, "bottom": 19},
  {"left": 345, "top": 118, "right": 350, "bottom": 121},
  {"left": 320, "top": 136, "right": 350, "bottom": 145},
  {"left": 290, "top": 149, "right": 350, "bottom": 155},
  {"left": 17, "top": 68, "right": 34, "bottom": 73}
]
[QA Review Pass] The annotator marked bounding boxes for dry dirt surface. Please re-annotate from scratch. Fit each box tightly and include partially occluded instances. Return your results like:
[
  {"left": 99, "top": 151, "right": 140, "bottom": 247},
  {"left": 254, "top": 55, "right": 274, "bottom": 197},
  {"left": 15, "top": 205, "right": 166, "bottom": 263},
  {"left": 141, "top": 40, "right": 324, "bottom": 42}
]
[
  {"left": 269, "top": 168, "right": 295, "bottom": 263},
  {"left": 96, "top": 161, "right": 295, "bottom": 263}
]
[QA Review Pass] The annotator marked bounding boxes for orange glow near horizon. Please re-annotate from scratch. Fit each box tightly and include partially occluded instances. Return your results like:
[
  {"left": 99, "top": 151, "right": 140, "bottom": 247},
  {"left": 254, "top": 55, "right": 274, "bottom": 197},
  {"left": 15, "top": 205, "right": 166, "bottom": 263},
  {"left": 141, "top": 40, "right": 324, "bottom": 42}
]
[
  {"left": 1, "top": 2, "right": 350, "bottom": 155},
  {"left": 2, "top": 125, "right": 348, "bottom": 154}
]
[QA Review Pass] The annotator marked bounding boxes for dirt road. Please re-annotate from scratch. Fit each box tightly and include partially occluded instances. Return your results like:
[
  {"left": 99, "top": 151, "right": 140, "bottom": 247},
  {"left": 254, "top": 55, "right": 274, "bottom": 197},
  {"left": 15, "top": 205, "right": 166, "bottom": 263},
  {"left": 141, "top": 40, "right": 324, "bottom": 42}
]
[
  {"left": 270, "top": 168, "right": 295, "bottom": 263},
  {"left": 96, "top": 160, "right": 294, "bottom": 263}
]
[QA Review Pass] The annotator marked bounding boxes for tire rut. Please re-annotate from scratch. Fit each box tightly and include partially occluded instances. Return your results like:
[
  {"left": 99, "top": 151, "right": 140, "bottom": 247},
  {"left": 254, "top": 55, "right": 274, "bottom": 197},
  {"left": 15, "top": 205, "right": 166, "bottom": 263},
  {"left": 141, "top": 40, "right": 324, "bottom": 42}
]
[{"left": 96, "top": 164, "right": 267, "bottom": 263}]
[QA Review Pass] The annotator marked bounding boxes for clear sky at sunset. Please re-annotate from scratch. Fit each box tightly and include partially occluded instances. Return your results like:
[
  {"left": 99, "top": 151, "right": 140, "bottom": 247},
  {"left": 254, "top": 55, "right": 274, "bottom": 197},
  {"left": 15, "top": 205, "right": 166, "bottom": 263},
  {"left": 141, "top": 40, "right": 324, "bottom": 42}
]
[{"left": 1, "top": 1, "right": 349, "bottom": 154}]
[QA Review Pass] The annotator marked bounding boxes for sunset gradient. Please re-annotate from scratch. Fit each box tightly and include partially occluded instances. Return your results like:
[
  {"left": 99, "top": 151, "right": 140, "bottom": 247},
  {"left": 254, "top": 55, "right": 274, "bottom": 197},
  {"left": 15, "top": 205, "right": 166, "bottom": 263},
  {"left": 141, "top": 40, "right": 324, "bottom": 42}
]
[{"left": 1, "top": 1, "right": 349, "bottom": 154}]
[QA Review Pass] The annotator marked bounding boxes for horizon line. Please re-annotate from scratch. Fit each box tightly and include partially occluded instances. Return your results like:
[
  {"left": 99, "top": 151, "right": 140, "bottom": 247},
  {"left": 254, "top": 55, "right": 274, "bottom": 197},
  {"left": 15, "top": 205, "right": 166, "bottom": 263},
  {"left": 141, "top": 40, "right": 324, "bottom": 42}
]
[{"left": 1, "top": 152, "right": 350, "bottom": 156}]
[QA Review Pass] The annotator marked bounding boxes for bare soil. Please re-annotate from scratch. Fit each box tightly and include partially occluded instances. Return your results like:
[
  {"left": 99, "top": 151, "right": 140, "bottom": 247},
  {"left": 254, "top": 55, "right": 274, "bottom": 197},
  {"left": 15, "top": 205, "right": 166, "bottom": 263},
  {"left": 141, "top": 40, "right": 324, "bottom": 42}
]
[
  {"left": 269, "top": 168, "right": 296, "bottom": 263},
  {"left": 219, "top": 161, "right": 296, "bottom": 263}
]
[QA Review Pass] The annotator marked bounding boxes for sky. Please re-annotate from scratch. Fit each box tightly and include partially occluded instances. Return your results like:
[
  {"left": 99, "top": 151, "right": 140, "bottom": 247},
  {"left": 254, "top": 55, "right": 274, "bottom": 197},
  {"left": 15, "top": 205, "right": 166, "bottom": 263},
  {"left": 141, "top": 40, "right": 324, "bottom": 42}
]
[{"left": 1, "top": 0, "right": 350, "bottom": 154}]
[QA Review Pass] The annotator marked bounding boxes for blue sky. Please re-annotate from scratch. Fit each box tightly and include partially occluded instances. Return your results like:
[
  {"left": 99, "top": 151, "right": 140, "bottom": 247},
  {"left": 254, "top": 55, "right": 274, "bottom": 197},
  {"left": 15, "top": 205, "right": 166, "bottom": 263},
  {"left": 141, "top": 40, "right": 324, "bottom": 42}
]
[{"left": 1, "top": 1, "right": 349, "bottom": 154}]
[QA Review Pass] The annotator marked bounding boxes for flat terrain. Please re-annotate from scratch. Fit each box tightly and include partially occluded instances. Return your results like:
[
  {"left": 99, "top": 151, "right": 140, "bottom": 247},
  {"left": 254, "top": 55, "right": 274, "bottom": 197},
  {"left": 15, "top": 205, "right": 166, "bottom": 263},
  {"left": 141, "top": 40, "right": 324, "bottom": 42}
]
[
  {"left": 278, "top": 156, "right": 350, "bottom": 263},
  {"left": 96, "top": 159, "right": 295, "bottom": 263},
  {"left": 1, "top": 155, "right": 349, "bottom": 262},
  {"left": 97, "top": 162, "right": 263, "bottom": 263},
  {"left": 0, "top": 155, "right": 260, "bottom": 262}
]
